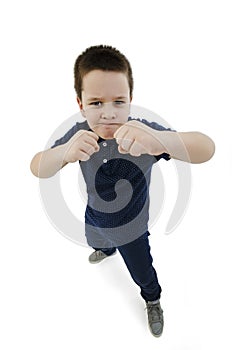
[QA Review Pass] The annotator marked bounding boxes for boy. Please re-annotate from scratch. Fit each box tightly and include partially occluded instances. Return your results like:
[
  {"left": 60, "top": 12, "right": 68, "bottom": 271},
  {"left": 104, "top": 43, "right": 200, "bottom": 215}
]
[{"left": 30, "top": 45, "right": 215, "bottom": 337}]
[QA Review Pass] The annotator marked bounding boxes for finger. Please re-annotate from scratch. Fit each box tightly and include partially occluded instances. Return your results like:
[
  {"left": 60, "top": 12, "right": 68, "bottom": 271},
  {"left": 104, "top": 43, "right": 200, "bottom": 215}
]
[
  {"left": 84, "top": 134, "right": 99, "bottom": 148},
  {"left": 81, "top": 142, "right": 99, "bottom": 155},
  {"left": 117, "top": 138, "right": 135, "bottom": 154},
  {"left": 79, "top": 151, "right": 90, "bottom": 161},
  {"left": 85, "top": 131, "right": 99, "bottom": 141},
  {"left": 129, "top": 141, "right": 146, "bottom": 157},
  {"left": 86, "top": 140, "right": 100, "bottom": 152},
  {"left": 114, "top": 125, "right": 129, "bottom": 142},
  {"left": 115, "top": 126, "right": 137, "bottom": 153},
  {"left": 71, "top": 130, "right": 99, "bottom": 147},
  {"left": 79, "top": 135, "right": 100, "bottom": 152},
  {"left": 64, "top": 148, "right": 90, "bottom": 163},
  {"left": 114, "top": 124, "right": 125, "bottom": 139},
  {"left": 117, "top": 145, "right": 128, "bottom": 154},
  {"left": 118, "top": 137, "right": 134, "bottom": 152}
]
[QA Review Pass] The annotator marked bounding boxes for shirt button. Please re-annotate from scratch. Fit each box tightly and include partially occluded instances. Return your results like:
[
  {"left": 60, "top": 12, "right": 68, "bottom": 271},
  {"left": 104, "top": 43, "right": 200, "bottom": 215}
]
[
  {"left": 103, "top": 159, "right": 107, "bottom": 163},
  {"left": 102, "top": 142, "right": 107, "bottom": 147}
]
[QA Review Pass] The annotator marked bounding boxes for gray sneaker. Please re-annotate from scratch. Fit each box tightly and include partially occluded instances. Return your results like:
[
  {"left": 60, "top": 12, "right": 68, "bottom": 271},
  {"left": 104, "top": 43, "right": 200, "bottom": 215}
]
[
  {"left": 88, "top": 250, "right": 117, "bottom": 264},
  {"left": 146, "top": 301, "right": 164, "bottom": 337}
]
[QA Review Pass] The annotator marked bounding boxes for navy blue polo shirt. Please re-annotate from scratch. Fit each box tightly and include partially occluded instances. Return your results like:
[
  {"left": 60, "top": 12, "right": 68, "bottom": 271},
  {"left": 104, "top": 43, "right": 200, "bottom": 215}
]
[{"left": 52, "top": 117, "right": 172, "bottom": 248}]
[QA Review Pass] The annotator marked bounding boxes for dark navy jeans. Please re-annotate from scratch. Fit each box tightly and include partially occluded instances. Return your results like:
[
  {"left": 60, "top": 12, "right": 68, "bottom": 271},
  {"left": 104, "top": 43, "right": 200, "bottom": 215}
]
[{"left": 93, "top": 231, "right": 161, "bottom": 302}]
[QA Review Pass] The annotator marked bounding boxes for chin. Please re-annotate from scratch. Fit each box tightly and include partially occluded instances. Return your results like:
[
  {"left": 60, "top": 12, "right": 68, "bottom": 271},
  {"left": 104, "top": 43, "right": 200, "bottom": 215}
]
[{"left": 99, "top": 131, "right": 115, "bottom": 140}]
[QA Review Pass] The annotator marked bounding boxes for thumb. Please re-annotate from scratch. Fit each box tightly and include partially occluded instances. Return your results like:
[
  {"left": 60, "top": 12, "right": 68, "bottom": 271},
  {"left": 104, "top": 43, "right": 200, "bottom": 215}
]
[{"left": 113, "top": 124, "right": 125, "bottom": 140}]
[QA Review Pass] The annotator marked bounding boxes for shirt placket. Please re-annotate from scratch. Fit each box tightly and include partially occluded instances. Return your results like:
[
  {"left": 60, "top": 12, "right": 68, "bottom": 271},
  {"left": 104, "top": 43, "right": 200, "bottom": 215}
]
[{"left": 101, "top": 140, "right": 109, "bottom": 164}]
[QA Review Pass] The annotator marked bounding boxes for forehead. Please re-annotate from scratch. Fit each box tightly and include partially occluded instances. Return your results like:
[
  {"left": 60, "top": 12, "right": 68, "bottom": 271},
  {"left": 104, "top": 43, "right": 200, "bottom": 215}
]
[{"left": 82, "top": 70, "right": 130, "bottom": 99}]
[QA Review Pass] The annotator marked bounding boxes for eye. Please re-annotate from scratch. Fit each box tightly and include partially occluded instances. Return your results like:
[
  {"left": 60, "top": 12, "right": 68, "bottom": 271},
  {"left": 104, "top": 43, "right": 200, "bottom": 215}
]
[
  {"left": 90, "top": 101, "right": 102, "bottom": 107},
  {"left": 114, "top": 100, "right": 126, "bottom": 106}
]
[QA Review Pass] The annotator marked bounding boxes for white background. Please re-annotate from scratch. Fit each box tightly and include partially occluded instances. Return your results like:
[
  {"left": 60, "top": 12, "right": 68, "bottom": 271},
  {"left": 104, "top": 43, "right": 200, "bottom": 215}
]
[{"left": 1, "top": 0, "right": 232, "bottom": 349}]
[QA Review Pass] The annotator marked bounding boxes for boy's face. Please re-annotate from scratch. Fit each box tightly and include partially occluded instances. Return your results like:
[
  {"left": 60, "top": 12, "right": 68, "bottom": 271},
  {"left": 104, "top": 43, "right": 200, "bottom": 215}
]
[{"left": 77, "top": 70, "right": 131, "bottom": 139}]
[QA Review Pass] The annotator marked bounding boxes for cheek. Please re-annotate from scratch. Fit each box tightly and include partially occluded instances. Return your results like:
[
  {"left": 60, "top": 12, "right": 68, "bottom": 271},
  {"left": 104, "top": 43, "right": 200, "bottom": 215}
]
[
  {"left": 119, "top": 114, "right": 130, "bottom": 124},
  {"left": 85, "top": 116, "right": 99, "bottom": 128}
]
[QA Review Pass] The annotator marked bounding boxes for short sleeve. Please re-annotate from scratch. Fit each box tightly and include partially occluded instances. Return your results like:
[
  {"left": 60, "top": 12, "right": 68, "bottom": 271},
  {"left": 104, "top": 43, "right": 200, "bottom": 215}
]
[{"left": 51, "top": 121, "right": 89, "bottom": 148}]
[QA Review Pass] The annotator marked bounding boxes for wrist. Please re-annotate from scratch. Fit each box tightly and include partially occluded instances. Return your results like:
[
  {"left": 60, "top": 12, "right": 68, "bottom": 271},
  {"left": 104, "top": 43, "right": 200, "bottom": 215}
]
[
  {"left": 154, "top": 131, "right": 191, "bottom": 161},
  {"left": 61, "top": 143, "right": 72, "bottom": 164},
  {"left": 149, "top": 129, "right": 168, "bottom": 155}
]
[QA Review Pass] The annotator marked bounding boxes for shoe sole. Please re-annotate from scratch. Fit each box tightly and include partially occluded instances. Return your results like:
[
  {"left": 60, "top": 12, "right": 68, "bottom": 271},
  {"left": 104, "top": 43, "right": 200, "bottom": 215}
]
[
  {"left": 148, "top": 324, "right": 163, "bottom": 338},
  {"left": 147, "top": 319, "right": 164, "bottom": 338}
]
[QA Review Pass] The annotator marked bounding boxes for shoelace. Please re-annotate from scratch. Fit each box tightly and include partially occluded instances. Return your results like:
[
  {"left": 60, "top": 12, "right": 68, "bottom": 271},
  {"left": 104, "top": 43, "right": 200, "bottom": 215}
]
[
  {"left": 145, "top": 304, "right": 163, "bottom": 322},
  {"left": 95, "top": 250, "right": 106, "bottom": 258}
]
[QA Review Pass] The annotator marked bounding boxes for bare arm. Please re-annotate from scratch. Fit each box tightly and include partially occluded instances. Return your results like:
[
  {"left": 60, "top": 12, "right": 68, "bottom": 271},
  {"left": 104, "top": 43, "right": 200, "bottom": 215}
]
[
  {"left": 156, "top": 130, "right": 215, "bottom": 163},
  {"left": 30, "top": 130, "right": 99, "bottom": 178},
  {"left": 30, "top": 145, "right": 68, "bottom": 178},
  {"left": 114, "top": 120, "right": 215, "bottom": 163}
]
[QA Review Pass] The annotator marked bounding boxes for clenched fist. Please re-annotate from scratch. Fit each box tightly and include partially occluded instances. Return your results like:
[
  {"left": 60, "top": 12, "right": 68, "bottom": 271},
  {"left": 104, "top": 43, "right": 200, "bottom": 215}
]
[
  {"left": 64, "top": 130, "right": 100, "bottom": 163},
  {"left": 114, "top": 120, "right": 166, "bottom": 157}
]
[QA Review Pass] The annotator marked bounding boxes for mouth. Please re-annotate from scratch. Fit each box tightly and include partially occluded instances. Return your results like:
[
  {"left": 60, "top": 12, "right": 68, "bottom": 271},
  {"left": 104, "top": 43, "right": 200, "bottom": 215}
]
[
  {"left": 92, "top": 123, "right": 123, "bottom": 139},
  {"left": 98, "top": 123, "right": 123, "bottom": 126}
]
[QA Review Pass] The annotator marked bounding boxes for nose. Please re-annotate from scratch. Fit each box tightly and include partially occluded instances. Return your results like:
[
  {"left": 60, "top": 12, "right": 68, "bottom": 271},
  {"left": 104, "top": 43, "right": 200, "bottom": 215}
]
[{"left": 100, "top": 103, "right": 116, "bottom": 119}]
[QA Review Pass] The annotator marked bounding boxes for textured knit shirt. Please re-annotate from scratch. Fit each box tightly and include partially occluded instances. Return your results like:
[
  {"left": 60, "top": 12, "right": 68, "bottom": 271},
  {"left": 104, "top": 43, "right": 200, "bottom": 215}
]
[{"left": 52, "top": 117, "right": 172, "bottom": 248}]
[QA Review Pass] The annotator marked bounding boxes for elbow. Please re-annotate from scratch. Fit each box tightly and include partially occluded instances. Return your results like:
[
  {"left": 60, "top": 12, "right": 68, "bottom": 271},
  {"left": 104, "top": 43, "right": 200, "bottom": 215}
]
[
  {"left": 30, "top": 152, "right": 50, "bottom": 178},
  {"left": 206, "top": 136, "right": 215, "bottom": 161},
  {"left": 30, "top": 151, "right": 60, "bottom": 178},
  {"left": 30, "top": 154, "right": 40, "bottom": 178}
]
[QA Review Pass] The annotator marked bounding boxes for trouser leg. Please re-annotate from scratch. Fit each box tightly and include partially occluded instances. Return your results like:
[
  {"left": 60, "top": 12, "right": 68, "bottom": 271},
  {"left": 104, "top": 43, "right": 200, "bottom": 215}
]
[
  {"left": 92, "top": 247, "right": 117, "bottom": 256},
  {"left": 117, "top": 231, "right": 161, "bottom": 302}
]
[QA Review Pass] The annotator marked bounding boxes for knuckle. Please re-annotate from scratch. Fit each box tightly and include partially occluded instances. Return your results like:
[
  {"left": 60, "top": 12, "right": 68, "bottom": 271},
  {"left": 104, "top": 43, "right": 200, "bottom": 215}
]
[{"left": 81, "top": 154, "right": 90, "bottom": 161}]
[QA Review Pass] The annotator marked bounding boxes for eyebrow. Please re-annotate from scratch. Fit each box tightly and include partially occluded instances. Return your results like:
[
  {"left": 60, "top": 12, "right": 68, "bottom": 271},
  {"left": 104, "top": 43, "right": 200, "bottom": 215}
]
[{"left": 86, "top": 96, "right": 128, "bottom": 103}]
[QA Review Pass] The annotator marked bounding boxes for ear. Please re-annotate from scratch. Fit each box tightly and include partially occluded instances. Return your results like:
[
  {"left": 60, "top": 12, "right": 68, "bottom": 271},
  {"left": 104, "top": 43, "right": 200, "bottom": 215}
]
[
  {"left": 76, "top": 97, "right": 83, "bottom": 109},
  {"left": 76, "top": 97, "right": 86, "bottom": 118},
  {"left": 129, "top": 96, "right": 132, "bottom": 114}
]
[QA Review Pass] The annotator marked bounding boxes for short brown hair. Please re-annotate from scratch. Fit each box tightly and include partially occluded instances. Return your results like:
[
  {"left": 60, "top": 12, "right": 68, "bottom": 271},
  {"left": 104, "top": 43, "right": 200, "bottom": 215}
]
[{"left": 74, "top": 45, "right": 133, "bottom": 100}]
